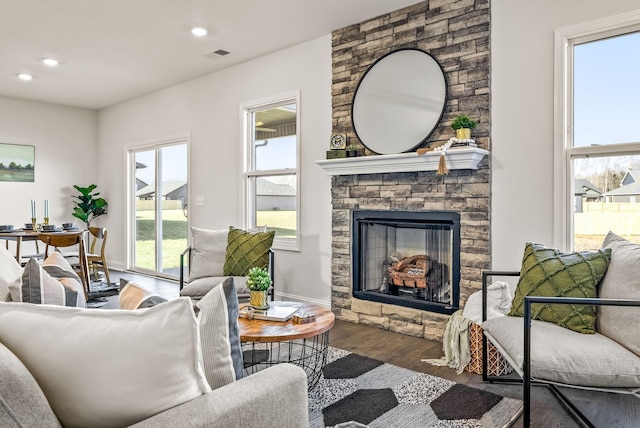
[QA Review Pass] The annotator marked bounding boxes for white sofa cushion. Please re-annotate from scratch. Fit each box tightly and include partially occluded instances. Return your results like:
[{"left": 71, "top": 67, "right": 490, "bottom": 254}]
[
  {"left": 182, "top": 276, "right": 250, "bottom": 300},
  {"left": 196, "top": 277, "right": 243, "bottom": 389},
  {"left": 0, "top": 244, "right": 22, "bottom": 302},
  {"left": 482, "top": 315, "right": 640, "bottom": 388},
  {"left": 189, "top": 227, "right": 228, "bottom": 280},
  {"left": 599, "top": 231, "right": 640, "bottom": 356},
  {"left": 0, "top": 298, "right": 211, "bottom": 428}
]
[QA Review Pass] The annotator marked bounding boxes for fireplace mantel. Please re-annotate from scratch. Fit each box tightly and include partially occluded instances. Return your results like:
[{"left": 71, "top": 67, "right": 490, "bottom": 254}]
[{"left": 315, "top": 147, "right": 488, "bottom": 176}]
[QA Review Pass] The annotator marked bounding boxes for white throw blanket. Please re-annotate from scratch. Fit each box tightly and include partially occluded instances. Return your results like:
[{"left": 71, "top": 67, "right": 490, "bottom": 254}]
[
  {"left": 423, "top": 281, "right": 512, "bottom": 374},
  {"left": 422, "top": 309, "right": 471, "bottom": 374}
]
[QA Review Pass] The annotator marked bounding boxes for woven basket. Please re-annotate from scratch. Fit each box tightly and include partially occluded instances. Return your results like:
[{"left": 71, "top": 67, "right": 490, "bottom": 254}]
[{"left": 465, "top": 322, "right": 513, "bottom": 376}]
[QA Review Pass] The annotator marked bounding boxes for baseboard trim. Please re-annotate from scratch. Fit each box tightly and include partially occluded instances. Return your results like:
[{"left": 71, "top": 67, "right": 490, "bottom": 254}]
[{"left": 276, "top": 292, "right": 331, "bottom": 309}]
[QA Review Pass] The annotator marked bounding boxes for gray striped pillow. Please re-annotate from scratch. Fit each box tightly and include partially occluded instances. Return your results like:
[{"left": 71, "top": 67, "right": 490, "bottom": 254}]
[
  {"left": 9, "top": 258, "right": 81, "bottom": 307},
  {"left": 42, "top": 252, "right": 86, "bottom": 308},
  {"left": 196, "top": 277, "right": 243, "bottom": 389}
]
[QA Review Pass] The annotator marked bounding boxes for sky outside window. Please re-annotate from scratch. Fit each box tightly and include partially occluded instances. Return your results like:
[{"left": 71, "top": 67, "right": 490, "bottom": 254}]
[{"left": 573, "top": 31, "right": 640, "bottom": 148}]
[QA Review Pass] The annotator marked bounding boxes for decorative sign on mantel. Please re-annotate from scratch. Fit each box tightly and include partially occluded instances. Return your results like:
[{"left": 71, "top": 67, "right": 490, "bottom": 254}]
[{"left": 315, "top": 147, "right": 488, "bottom": 176}]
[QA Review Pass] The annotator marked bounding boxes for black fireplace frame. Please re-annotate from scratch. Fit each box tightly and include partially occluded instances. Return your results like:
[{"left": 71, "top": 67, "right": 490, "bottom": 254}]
[{"left": 352, "top": 209, "right": 461, "bottom": 315}]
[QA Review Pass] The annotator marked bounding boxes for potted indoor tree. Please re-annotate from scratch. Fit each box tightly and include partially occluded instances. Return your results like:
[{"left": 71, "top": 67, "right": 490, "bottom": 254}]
[
  {"left": 451, "top": 114, "right": 477, "bottom": 140},
  {"left": 72, "top": 184, "right": 108, "bottom": 229},
  {"left": 246, "top": 266, "right": 272, "bottom": 310}
]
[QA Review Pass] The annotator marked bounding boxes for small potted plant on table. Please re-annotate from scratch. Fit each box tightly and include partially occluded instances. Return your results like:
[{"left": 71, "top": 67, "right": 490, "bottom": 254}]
[{"left": 246, "top": 267, "right": 272, "bottom": 310}]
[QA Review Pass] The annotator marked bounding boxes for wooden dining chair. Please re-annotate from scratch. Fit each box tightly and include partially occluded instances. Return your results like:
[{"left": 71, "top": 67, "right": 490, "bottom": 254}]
[
  {"left": 86, "top": 227, "right": 110, "bottom": 286},
  {"left": 38, "top": 231, "right": 90, "bottom": 300}
]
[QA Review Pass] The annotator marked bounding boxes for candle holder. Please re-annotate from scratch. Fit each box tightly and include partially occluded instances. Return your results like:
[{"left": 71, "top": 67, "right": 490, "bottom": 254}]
[
  {"left": 44, "top": 217, "right": 49, "bottom": 225},
  {"left": 31, "top": 218, "right": 37, "bottom": 232}
]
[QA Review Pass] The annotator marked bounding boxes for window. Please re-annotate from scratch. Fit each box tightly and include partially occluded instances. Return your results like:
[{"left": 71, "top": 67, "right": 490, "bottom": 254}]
[
  {"left": 242, "top": 93, "right": 300, "bottom": 250},
  {"left": 555, "top": 13, "right": 640, "bottom": 251}
]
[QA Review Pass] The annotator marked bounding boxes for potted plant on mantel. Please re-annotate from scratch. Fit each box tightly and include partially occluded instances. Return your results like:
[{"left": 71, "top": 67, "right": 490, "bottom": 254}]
[
  {"left": 246, "top": 266, "right": 272, "bottom": 310},
  {"left": 451, "top": 114, "right": 477, "bottom": 140},
  {"left": 71, "top": 184, "right": 108, "bottom": 229},
  {"left": 346, "top": 144, "right": 359, "bottom": 157}
]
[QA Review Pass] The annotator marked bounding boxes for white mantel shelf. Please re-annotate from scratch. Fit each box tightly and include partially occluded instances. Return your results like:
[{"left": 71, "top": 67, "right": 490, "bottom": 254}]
[{"left": 315, "top": 147, "right": 489, "bottom": 176}]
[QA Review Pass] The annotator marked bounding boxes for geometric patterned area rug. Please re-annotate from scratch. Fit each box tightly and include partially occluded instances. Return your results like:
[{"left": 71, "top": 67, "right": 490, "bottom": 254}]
[
  {"left": 309, "top": 348, "right": 523, "bottom": 428},
  {"left": 87, "top": 280, "right": 119, "bottom": 298},
  {"left": 86, "top": 280, "right": 119, "bottom": 308}
]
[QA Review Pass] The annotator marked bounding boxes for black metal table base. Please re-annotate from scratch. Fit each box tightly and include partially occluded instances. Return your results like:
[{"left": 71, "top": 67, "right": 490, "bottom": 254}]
[{"left": 242, "top": 332, "right": 330, "bottom": 390}]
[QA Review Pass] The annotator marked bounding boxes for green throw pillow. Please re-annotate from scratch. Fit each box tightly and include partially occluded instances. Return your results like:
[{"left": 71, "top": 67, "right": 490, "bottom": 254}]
[
  {"left": 509, "top": 242, "right": 611, "bottom": 334},
  {"left": 223, "top": 226, "right": 275, "bottom": 276}
]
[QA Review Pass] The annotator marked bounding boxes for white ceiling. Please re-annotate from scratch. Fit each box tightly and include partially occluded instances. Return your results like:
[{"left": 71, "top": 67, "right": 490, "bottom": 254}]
[{"left": 0, "top": 0, "right": 420, "bottom": 110}]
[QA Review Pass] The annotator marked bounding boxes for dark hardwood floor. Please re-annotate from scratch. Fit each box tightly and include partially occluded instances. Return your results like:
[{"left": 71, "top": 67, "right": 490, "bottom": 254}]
[{"left": 107, "top": 270, "right": 638, "bottom": 428}]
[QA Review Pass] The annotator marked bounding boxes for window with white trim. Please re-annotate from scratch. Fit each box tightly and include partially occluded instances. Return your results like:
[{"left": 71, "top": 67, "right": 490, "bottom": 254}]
[
  {"left": 555, "top": 14, "right": 640, "bottom": 251},
  {"left": 242, "top": 93, "right": 300, "bottom": 250}
]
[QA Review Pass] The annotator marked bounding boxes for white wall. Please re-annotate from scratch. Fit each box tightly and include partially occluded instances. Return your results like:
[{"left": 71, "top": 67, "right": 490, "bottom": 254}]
[
  {"left": 98, "top": 36, "right": 333, "bottom": 305},
  {"left": 0, "top": 96, "right": 98, "bottom": 253},
  {"left": 491, "top": 0, "right": 640, "bottom": 270}
]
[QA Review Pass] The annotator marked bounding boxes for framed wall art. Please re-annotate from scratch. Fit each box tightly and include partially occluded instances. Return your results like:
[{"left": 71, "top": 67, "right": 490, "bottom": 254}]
[{"left": 0, "top": 143, "right": 35, "bottom": 182}]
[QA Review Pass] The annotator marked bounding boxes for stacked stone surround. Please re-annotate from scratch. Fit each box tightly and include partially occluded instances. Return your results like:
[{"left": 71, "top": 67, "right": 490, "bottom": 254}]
[{"left": 329, "top": 0, "right": 491, "bottom": 341}]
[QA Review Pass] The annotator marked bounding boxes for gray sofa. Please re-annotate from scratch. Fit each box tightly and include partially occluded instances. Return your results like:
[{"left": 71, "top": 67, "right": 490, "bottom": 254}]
[
  {"left": 0, "top": 239, "right": 307, "bottom": 428},
  {"left": 481, "top": 231, "right": 640, "bottom": 426},
  {"left": 1, "top": 341, "right": 309, "bottom": 428}
]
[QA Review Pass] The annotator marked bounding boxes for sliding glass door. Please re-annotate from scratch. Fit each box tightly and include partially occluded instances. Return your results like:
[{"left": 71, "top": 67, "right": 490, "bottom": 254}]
[{"left": 129, "top": 140, "right": 188, "bottom": 278}]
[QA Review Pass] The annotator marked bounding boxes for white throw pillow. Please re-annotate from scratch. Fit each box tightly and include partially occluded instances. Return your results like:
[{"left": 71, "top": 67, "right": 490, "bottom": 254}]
[
  {"left": 0, "top": 244, "right": 22, "bottom": 302},
  {"left": 189, "top": 227, "right": 229, "bottom": 280},
  {"left": 0, "top": 298, "right": 210, "bottom": 428},
  {"left": 196, "top": 277, "right": 243, "bottom": 389},
  {"left": 462, "top": 281, "right": 512, "bottom": 324}
]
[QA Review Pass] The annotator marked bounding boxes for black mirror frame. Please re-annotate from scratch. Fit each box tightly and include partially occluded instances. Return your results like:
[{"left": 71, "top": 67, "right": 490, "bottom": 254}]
[{"left": 351, "top": 48, "right": 448, "bottom": 155}]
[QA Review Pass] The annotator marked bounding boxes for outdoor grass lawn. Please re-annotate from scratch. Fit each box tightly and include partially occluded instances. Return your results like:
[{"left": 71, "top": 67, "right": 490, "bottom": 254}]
[
  {"left": 257, "top": 210, "right": 296, "bottom": 237},
  {"left": 135, "top": 210, "right": 187, "bottom": 270},
  {"left": 134, "top": 209, "right": 296, "bottom": 270}
]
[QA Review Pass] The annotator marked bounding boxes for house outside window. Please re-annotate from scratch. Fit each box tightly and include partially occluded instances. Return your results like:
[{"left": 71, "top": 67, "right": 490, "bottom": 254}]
[
  {"left": 555, "top": 13, "right": 640, "bottom": 251},
  {"left": 242, "top": 92, "right": 300, "bottom": 251}
]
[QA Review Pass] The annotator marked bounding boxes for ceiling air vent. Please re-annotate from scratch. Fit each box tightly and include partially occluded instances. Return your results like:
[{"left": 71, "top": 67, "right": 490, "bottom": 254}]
[{"left": 205, "top": 49, "right": 230, "bottom": 59}]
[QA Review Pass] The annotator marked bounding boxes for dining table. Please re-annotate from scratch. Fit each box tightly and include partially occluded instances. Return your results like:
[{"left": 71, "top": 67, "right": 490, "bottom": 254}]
[{"left": 0, "top": 229, "right": 84, "bottom": 262}]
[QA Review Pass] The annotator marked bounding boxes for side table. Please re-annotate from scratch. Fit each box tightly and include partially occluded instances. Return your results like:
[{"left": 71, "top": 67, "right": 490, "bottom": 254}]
[{"left": 238, "top": 301, "right": 335, "bottom": 390}]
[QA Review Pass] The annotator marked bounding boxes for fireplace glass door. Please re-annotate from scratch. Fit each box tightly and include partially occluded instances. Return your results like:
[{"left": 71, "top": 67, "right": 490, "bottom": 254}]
[{"left": 353, "top": 210, "right": 460, "bottom": 314}]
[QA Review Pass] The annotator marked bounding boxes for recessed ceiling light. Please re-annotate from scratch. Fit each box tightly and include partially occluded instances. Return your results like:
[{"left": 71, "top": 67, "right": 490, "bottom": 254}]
[
  {"left": 191, "top": 27, "right": 207, "bottom": 37},
  {"left": 41, "top": 58, "right": 59, "bottom": 66},
  {"left": 18, "top": 73, "right": 32, "bottom": 81}
]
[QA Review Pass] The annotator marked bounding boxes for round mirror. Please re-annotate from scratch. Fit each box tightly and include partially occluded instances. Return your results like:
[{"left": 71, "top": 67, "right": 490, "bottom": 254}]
[{"left": 351, "top": 49, "right": 447, "bottom": 155}]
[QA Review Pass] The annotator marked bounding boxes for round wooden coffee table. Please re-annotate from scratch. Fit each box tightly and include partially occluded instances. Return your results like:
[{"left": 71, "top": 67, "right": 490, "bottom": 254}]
[{"left": 238, "top": 301, "right": 335, "bottom": 390}]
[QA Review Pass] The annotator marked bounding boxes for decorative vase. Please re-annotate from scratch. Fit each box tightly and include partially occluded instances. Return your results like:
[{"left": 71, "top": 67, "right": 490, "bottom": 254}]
[
  {"left": 249, "top": 290, "right": 269, "bottom": 310},
  {"left": 455, "top": 128, "right": 471, "bottom": 140}
]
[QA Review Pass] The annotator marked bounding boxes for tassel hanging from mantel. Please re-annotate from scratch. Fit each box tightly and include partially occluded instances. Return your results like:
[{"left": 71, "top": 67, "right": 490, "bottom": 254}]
[{"left": 437, "top": 152, "right": 449, "bottom": 175}]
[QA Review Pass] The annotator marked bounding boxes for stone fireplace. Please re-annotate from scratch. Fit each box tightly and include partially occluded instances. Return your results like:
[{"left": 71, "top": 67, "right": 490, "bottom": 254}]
[{"left": 323, "top": 1, "right": 491, "bottom": 342}]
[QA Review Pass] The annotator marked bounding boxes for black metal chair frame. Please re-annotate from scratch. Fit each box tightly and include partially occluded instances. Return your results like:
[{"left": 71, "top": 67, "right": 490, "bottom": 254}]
[
  {"left": 179, "top": 246, "right": 275, "bottom": 301},
  {"left": 481, "top": 271, "right": 640, "bottom": 428}
]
